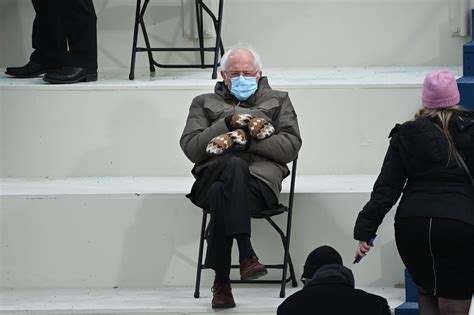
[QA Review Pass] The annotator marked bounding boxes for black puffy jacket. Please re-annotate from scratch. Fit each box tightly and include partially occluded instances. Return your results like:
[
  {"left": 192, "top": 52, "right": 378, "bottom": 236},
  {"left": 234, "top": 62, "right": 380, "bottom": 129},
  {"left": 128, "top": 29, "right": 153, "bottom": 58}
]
[
  {"left": 354, "top": 111, "right": 474, "bottom": 241},
  {"left": 277, "top": 264, "right": 390, "bottom": 315}
]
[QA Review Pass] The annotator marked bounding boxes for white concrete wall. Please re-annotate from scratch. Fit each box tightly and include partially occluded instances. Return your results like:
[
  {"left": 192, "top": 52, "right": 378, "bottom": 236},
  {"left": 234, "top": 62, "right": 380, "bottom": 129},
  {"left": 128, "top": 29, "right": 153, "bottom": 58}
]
[
  {"left": 0, "top": 193, "right": 402, "bottom": 289},
  {"left": 0, "top": 84, "right": 421, "bottom": 177},
  {"left": 0, "top": 0, "right": 469, "bottom": 69}
]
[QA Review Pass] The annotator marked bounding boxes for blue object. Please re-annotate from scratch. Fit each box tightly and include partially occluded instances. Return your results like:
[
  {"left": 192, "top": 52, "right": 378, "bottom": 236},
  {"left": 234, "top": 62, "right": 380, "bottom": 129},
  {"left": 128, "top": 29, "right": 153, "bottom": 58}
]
[
  {"left": 353, "top": 237, "right": 374, "bottom": 264},
  {"left": 395, "top": 302, "right": 419, "bottom": 315},
  {"left": 404, "top": 269, "right": 419, "bottom": 302},
  {"left": 395, "top": 270, "right": 420, "bottom": 315},
  {"left": 230, "top": 75, "right": 258, "bottom": 101},
  {"left": 457, "top": 9, "right": 474, "bottom": 109}
]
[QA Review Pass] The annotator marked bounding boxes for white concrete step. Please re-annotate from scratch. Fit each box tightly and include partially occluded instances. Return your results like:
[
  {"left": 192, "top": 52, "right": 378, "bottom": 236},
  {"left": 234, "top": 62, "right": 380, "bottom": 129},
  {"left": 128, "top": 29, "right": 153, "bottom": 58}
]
[
  {"left": 0, "top": 175, "right": 377, "bottom": 198},
  {"left": 0, "top": 287, "right": 405, "bottom": 315},
  {"left": 0, "top": 175, "right": 404, "bottom": 289},
  {"left": 0, "top": 67, "right": 461, "bottom": 90},
  {"left": 0, "top": 66, "right": 461, "bottom": 178}
]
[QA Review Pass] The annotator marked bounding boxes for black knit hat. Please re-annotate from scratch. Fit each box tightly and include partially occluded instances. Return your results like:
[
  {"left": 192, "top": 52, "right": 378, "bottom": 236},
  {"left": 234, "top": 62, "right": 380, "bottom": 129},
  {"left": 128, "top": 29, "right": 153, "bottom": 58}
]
[{"left": 301, "top": 245, "right": 343, "bottom": 279}]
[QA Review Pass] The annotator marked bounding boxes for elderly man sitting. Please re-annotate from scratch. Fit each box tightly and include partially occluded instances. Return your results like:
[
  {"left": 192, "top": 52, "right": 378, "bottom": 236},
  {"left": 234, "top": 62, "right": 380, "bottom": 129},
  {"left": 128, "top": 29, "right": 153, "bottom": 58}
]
[{"left": 180, "top": 47, "right": 302, "bottom": 308}]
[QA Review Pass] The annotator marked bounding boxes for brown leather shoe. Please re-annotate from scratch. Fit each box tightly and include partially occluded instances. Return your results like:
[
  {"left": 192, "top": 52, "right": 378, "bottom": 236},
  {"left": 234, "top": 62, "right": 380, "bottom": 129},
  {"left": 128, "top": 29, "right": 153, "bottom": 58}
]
[
  {"left": 240, "top": 256, "right": 268, "bottom": 280},
  {"left": 211, "top": 283, "right": 236, "bottom": 309}
]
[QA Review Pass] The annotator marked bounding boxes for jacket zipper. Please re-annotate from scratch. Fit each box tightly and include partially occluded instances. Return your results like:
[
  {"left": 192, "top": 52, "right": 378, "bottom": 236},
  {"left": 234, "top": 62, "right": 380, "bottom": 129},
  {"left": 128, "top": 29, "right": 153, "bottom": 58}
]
[{"left": 428, "top": 218, "right": 437, "bottom": 296}]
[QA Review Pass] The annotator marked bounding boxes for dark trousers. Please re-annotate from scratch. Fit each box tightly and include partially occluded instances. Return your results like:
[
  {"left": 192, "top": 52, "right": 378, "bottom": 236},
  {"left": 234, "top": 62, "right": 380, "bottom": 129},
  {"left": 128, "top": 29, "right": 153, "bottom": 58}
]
[
  {"left": 189, "top": 157, "right": 278, "bottom": 273},
  {"left": 30, "top": 0, "right": 97, "bottom": 69}
]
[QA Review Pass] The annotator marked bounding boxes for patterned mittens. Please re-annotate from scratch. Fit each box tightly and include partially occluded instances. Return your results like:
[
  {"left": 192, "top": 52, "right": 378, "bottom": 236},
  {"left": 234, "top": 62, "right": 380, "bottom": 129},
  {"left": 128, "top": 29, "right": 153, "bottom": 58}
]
[
  {"left": 228, "top": 113, "right": 254, "bottom": 129},
  {"left": 247, "top": 116, "right": 275, "bottom": 140},
  {"left": 206, "top": 129, "right": 248, "bottom": 156},
  {"left": 226, "top": 113, "right": 275, "bottom": 141},
  {"left": 206, "top": 113, "right": 275, "bottom": 156}
]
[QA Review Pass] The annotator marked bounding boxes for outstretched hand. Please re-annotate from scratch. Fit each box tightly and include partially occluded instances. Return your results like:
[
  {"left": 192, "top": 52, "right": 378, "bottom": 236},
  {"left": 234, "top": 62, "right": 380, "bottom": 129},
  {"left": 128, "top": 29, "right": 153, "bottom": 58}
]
[{"left": 355, "top": 241, "right": 372, "bottom": 261}]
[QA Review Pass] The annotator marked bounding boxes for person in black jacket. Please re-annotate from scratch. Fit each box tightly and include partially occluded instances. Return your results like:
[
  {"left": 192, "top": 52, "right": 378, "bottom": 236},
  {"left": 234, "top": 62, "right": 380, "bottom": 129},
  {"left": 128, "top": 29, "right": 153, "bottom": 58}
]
[
  {"left": 277, "top": 246, "right": 390, "bottom": 315},
  {"left": 354, "top": 71, "right": 474, "bottom": 315},
  {"left": 5, "top": 0, "right": 97, "bottom": 84}
]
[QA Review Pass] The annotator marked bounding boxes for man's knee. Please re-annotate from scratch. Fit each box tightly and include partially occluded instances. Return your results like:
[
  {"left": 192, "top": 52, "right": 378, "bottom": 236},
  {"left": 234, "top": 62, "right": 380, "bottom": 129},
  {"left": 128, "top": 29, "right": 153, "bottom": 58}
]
[
  {"left": 224, "top": 157, "right": 249, "bottom": 173},
  {"left": 208, "top": 181, "right": 224, "bottom": 197}
]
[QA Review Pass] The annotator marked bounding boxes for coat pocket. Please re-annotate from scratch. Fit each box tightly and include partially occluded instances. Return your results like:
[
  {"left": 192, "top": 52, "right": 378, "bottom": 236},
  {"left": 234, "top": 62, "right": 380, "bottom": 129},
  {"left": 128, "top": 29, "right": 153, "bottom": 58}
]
[
  {"left": 253, "top": 98, "right": 280, "bottom": 121},
  {"left": 204, "top": 102, "right": 226, "bottom": 120}
]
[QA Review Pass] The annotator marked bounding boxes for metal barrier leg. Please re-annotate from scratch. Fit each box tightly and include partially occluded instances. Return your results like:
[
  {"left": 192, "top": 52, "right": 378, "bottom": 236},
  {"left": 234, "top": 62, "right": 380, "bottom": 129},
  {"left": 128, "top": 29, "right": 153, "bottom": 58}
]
[
  {"left": 196, "top": 1, "right": 205, "bottom": 68},
  {"left": 139, "top": 0, "right": 155, "bottom": 73},
  {"left": 129, "top": 0, "right": 141, "bottom": 80},
  {"left": 211, "top": 0, "right": 224, "bottom": 79}
]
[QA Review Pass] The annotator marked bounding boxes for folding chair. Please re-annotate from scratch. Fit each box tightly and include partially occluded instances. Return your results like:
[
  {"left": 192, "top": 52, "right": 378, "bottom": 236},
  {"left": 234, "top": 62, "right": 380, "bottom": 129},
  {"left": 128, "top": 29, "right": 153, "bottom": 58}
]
[
  {"left": 193, "top": 158, "right": 299, "bottom": 299},
  {"left": 129, "top": 0, "right": 225, "bottom": 80}
]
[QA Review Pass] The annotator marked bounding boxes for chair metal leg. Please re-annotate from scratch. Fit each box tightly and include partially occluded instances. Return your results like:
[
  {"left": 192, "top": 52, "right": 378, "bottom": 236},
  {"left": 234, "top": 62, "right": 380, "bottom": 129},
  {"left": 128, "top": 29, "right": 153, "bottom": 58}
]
[
  {"left": 211, "top": 0, "right": 224, "bottom": 79},
  {"left": 280, "top": 257, "right": 288, "bottom": 297},
  {"left": 287, "top": 251, "right": 298, "bottom": 287},
  {"left": 280, "top": 210, "right": 294, "bottom": 298},
  {"left": 219, "top": 37, "right": 225, "bottom": 57},
  {"left": 195, "top": 0, "right": 205, "bottom": 68},
  {"left": 200, "top": 0, "right": 225, "bottom": 59},
  {"left": 265, "top": 216, "right": 296, "bottom": 297},
  {"left": 129, "top": 0, "right": 141, "bottom": 80},
  {"left": 139, "top": 0, "right": 155, "bottom": 73},
  {"left": 210, "top": 12, "right": 225, "bottom": 58},
  {"left": 130, "top": 0, "right": 225, "bottom": 77},
  {"left": 194, "top": 211, "right": 208, "bottom": 299}
]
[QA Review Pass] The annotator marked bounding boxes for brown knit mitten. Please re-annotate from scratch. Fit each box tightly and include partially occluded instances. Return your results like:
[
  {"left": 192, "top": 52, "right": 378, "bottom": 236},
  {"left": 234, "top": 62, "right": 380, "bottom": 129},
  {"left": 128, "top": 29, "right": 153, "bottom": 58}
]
[
  {"left": 227, "top": 113, "right": 255, "bottom": 130},
  {"left": 247, "top": 117, "right": 275, "bottom": 140},
  {"left": 226, "top": 113, "right": 275, "bottom": 141},
  {"left": 206, "top": 129, "right": 248, "bottom": 155}
]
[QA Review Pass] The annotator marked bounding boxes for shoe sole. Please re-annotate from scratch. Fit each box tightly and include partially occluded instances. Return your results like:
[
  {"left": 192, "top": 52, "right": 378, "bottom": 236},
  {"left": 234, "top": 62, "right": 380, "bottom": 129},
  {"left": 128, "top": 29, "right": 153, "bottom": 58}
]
[
  {"left": 43, "top": 73, "right": 98, "bottom": 84},
  {"left": 212, "top": 302, "right": 236, "bottom": 309},
  {"left": 241, "top": 268, "right": 268, "bottom": 281},
  {"left": 5, "top": 70, "right": 49, "bottom": 78}
]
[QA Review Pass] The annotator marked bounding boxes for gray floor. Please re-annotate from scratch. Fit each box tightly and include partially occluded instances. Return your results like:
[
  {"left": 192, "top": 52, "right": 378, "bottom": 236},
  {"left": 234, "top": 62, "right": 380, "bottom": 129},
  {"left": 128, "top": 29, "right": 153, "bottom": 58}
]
[{"left": 0, "top": 286, "right": 404, "bottom": 314}]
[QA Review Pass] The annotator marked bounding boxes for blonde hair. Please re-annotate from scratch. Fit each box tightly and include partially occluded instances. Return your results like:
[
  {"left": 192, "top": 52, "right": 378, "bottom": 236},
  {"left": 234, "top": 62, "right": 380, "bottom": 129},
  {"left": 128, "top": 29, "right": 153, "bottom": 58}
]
[{"left": 414, "top": 105, "right": 465, "bottom": 167}]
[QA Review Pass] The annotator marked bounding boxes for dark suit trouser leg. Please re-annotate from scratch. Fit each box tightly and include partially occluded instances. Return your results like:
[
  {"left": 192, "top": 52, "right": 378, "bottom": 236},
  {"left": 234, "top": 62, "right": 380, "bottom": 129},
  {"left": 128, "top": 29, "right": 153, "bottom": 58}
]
[
  {"left": 58, "top": 0, "right": 97, "bottom": 69},
  {"left": 202, "top": 157, "right": 277, "bottom": 273},
  {"left": 30, "top": 0, "right": 65, "bottom": 67},
  {"left": 207, "top": 181, "right": 233, "bottom": 280}
]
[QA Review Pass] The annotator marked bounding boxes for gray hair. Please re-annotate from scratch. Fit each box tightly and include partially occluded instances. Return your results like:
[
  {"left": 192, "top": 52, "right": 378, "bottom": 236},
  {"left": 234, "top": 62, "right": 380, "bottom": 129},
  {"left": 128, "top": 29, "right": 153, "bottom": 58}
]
[{"left": 219, "top": 47, "right": 263, "bottom": 72}]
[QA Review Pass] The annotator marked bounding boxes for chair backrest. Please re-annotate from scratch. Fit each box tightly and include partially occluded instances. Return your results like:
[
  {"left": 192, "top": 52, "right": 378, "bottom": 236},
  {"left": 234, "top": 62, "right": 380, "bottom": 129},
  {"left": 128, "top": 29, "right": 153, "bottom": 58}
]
[
  {"left": 287, "top": 157, "right": 298, "bottom": 215},
  {"left": 250, "top": 158, "right": 298, "bottom": 219}
]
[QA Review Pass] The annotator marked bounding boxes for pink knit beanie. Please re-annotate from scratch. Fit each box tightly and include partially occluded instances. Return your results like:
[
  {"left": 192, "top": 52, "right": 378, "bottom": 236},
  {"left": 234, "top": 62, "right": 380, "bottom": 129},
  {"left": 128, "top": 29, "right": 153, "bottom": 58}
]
[{"left": 422, "top": 71, "right": 460, "bottom": 109}]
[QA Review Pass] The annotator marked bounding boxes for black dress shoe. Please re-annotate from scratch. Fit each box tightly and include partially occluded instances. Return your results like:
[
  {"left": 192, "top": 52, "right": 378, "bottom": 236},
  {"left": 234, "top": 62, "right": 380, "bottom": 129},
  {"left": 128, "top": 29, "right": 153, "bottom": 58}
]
[
  {"left": 5, "top": 61, "right": 57, "bottom": 78},
  {"left": 43, "top": 66, "right": 98, "bottom": 84}
]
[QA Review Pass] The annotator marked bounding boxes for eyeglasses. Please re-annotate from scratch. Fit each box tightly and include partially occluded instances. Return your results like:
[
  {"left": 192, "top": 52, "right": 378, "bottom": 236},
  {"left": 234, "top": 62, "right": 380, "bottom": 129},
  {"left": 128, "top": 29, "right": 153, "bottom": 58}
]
[{"left": 225, "top": 71, "right": 259, "bottom": 78}]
